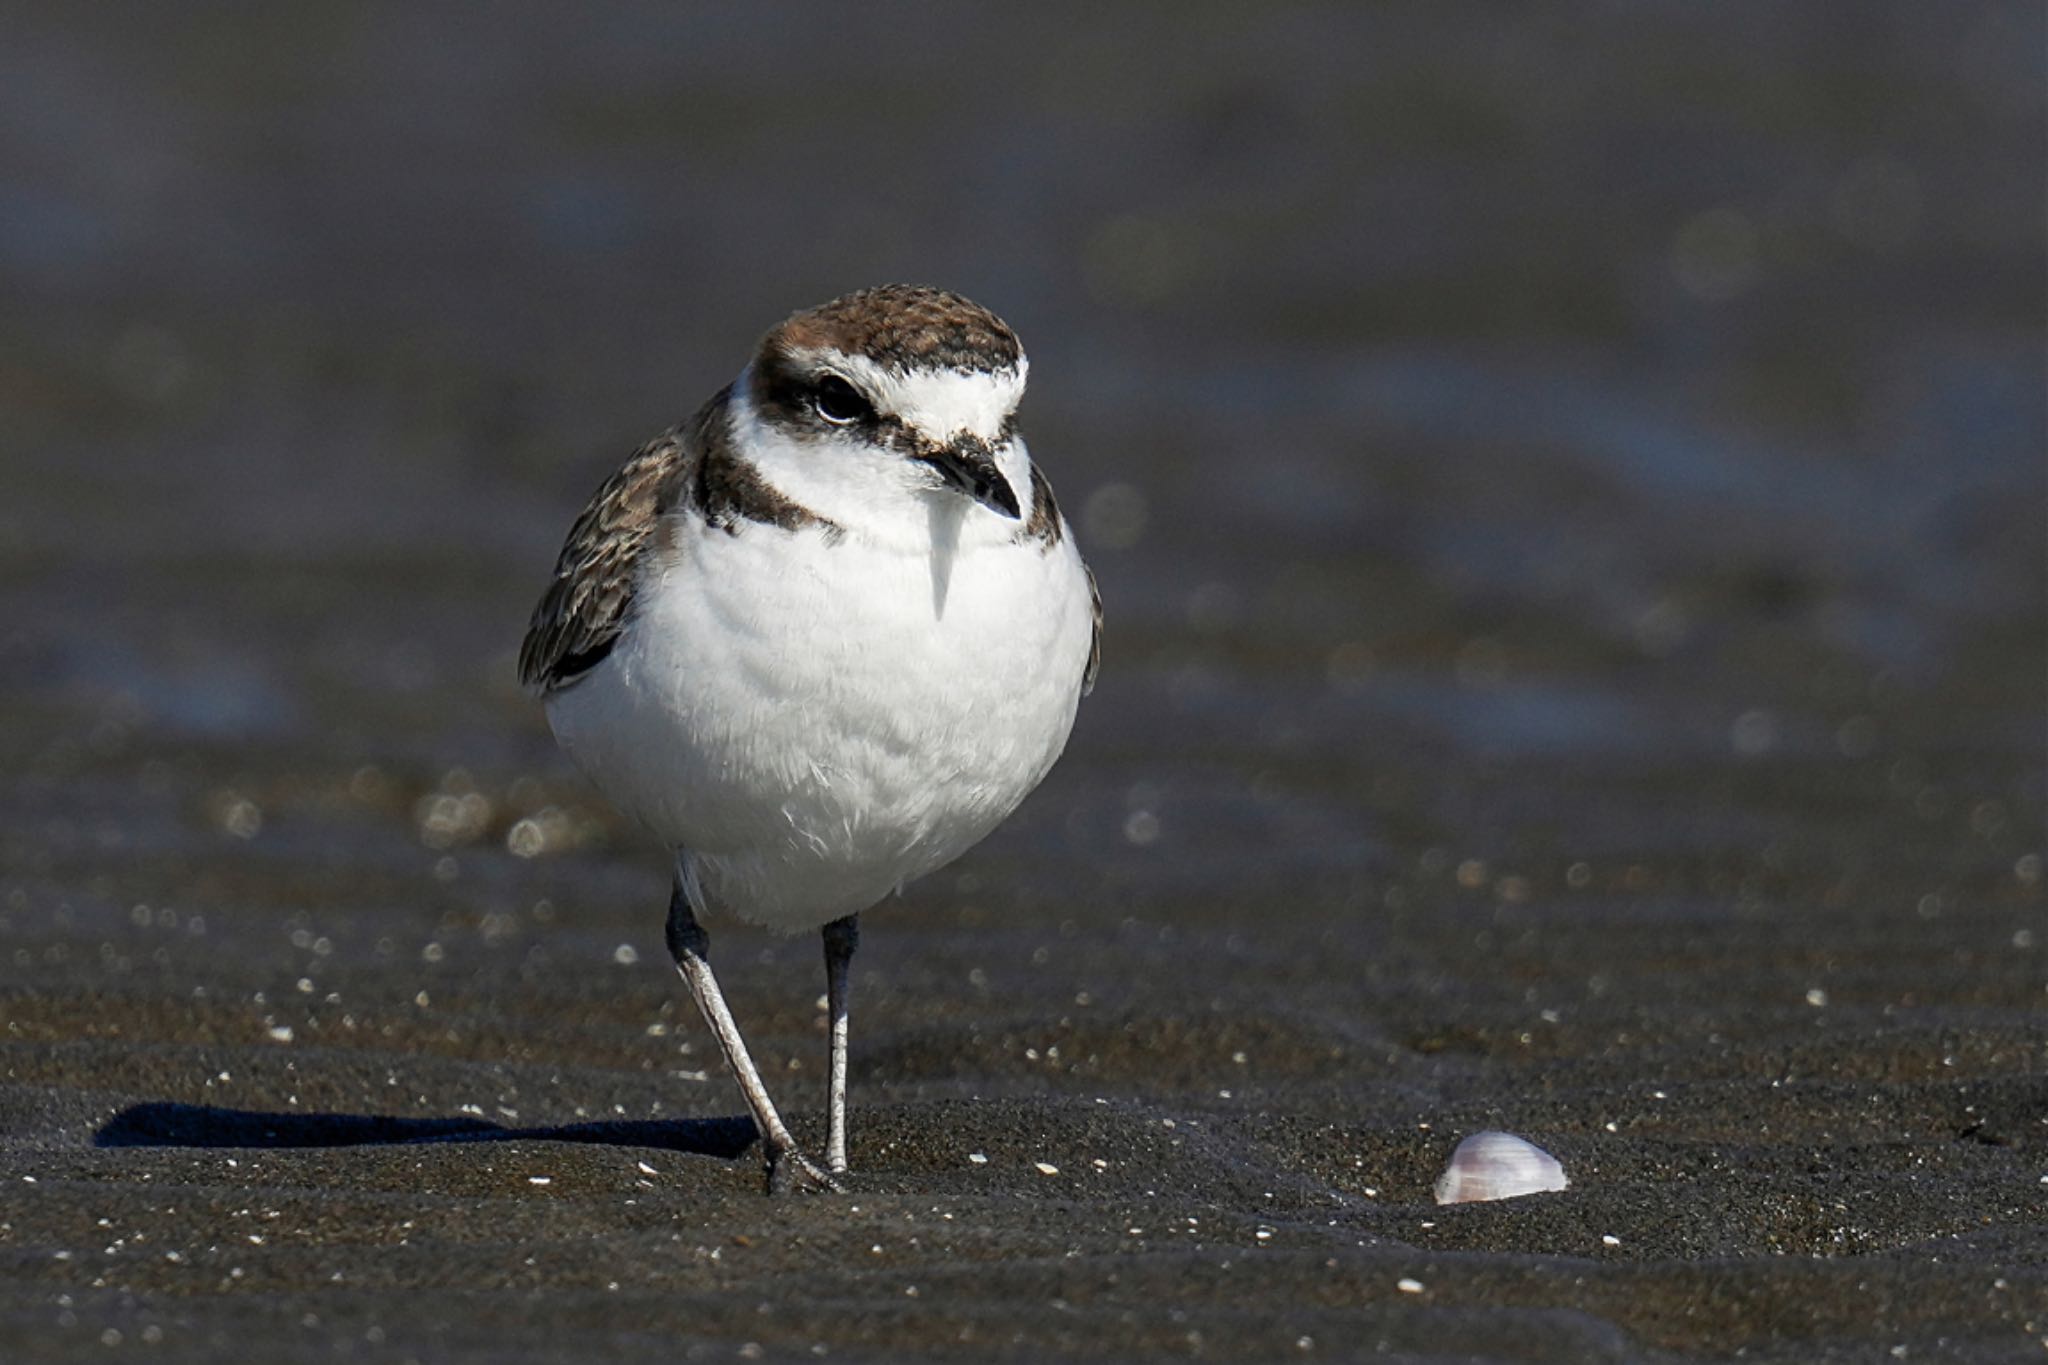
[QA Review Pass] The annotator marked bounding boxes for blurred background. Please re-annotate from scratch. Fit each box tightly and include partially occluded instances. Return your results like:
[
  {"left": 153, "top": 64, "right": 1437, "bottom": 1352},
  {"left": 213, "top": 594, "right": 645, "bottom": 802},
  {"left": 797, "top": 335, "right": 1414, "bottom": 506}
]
[
  {"left": 4, "top": 3, "right": 2037, "bottom": 941},
  {"left": 2, "top": 4, "right": 2044, "bottom": 1356}
]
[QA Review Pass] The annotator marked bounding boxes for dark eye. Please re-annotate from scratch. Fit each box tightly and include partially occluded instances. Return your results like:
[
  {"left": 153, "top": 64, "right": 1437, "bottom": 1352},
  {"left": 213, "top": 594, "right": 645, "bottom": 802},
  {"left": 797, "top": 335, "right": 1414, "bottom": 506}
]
[{"left": 812, "top": 375, "right": 870, "bottom": 426}]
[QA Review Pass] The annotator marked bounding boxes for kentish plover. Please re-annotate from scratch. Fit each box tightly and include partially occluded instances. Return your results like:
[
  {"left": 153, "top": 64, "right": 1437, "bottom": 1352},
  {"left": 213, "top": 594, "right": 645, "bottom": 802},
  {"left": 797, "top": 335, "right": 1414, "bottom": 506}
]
[{"left": 520, "top": 285, "right": 1099, "bottom": 1189}]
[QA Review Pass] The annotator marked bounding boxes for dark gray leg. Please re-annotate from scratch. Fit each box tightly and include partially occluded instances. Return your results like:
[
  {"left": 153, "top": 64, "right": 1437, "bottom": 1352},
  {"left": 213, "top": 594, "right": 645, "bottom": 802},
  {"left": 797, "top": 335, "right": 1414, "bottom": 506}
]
[
  {"left": 822, "top": 913, "right": 860, "bottom": 1173},
  {"left": 664, "top": 875, "right": 835, "bottom": 1193}
]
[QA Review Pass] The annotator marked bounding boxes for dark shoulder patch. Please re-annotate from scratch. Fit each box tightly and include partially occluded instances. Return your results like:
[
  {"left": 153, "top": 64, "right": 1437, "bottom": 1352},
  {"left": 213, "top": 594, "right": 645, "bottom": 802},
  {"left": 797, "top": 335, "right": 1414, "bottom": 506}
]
[
  {"left": 1011, "top": 460, "right": 1099, "bottom": 695},
  {"left": 693, "top": 388, "right": 834, "bottom": 535},
  {"left": 1018, "top": 461, "right": 1065, "bottom": 550}
]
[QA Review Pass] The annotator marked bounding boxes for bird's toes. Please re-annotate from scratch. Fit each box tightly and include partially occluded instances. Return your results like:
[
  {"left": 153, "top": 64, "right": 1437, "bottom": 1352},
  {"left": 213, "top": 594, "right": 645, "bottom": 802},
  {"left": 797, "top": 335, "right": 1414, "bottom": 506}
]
[{"left": 765, "top": 1146, "right": 843, "bottom": 1196}]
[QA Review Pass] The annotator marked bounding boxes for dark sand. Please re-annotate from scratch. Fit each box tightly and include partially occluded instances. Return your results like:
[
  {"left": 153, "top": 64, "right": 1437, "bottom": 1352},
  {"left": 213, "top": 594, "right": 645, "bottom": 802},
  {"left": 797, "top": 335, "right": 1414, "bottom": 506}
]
[{"left": 3, "top": 4, "right": 2044, "bottom": 1361}]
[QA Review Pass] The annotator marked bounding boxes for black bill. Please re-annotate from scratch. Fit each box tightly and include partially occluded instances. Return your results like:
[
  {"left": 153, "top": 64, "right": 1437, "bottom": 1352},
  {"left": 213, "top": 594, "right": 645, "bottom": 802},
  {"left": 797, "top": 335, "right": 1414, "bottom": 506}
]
[{"left": 919, "top": 435, "right": 1020, "bottom": 519}]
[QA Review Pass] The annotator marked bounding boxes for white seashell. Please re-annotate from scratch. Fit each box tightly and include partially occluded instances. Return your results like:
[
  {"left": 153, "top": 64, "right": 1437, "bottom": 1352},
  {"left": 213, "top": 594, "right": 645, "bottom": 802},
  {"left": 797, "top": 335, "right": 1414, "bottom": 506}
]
[{"left": 1433, "top": 1130, "right": 1569, "bottom": 1205}]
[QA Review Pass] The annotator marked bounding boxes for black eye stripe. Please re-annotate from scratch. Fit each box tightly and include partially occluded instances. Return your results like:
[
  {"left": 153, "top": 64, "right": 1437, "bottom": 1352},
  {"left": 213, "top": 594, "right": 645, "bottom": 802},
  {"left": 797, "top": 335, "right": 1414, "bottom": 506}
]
[{"left": 748, "top": 350, "right": 1025, "bottom": 453}]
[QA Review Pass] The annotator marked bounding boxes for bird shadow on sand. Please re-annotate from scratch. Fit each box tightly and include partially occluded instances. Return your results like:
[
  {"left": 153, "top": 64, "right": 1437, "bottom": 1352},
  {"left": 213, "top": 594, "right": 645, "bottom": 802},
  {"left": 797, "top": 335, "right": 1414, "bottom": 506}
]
[{"left": 94, "top": 1102, "right": 758, "bottom": 1159}]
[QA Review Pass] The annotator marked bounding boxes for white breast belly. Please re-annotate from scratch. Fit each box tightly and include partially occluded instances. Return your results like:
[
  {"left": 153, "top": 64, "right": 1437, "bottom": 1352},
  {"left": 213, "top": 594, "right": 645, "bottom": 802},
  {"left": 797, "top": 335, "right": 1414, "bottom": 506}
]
[{"left": 544, "top": 517, "right": 1092, "bottom": 933}]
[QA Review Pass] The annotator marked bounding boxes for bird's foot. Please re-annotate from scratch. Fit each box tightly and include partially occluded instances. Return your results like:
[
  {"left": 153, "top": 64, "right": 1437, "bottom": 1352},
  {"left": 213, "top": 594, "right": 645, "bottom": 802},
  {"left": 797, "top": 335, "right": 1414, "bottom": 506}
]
[{"left": 764, "top": 1143, "right": 842, "bottom": 1195}]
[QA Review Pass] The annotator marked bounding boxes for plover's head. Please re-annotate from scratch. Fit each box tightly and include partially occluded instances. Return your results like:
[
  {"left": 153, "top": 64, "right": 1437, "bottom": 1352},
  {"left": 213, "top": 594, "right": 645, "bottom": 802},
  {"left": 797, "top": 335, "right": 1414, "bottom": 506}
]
[{"left": 731, "top": 285, "right": 1031, "bottom": 537}]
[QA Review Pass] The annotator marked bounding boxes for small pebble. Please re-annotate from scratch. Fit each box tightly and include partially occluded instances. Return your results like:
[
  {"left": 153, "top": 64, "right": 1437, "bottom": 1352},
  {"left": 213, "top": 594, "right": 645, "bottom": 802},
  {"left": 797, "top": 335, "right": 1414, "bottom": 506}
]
[
  {"left": 1396, "top": 1277, "right": 1425, "bottom": 1294},
  {"left": 1033, "top": 1162, "right": 1059, "bottom": 1176}
]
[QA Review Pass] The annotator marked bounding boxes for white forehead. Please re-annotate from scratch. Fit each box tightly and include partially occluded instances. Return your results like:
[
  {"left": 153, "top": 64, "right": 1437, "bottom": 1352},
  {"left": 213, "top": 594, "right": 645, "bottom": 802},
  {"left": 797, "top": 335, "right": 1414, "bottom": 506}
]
[{"left": 804, "top": 348, "right": 1027, "bottom": 440}]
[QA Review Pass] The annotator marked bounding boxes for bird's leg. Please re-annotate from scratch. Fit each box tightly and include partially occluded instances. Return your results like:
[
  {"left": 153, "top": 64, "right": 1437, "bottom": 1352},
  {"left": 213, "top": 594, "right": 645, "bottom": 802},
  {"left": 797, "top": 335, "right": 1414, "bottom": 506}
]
[
  {"left": 821, "top": 913, "right": 860, "bottom": 1174},
  {"left": 664, "top": 877, "right": 836, "bottom": 1193}
]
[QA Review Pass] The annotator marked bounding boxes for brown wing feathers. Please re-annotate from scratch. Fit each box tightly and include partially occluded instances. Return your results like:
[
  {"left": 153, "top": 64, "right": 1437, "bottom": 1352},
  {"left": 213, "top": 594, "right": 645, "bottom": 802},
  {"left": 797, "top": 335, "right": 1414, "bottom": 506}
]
[{"left": 517, "top": 430, "right": 689, "bottom": 693}]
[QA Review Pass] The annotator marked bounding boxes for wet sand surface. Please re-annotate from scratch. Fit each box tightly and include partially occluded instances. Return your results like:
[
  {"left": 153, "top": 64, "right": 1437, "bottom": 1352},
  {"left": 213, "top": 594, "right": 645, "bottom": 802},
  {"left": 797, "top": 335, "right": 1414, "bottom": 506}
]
[{"left": 3, "top": 4, "right": 2044, "bottom": 1361}]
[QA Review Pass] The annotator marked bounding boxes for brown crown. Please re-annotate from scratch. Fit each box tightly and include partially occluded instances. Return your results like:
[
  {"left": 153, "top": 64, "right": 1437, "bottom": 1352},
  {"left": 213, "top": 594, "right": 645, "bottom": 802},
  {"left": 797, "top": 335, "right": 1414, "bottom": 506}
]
[{"left": 763, "top": 284, "right": 1022, "bottom": 374}]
